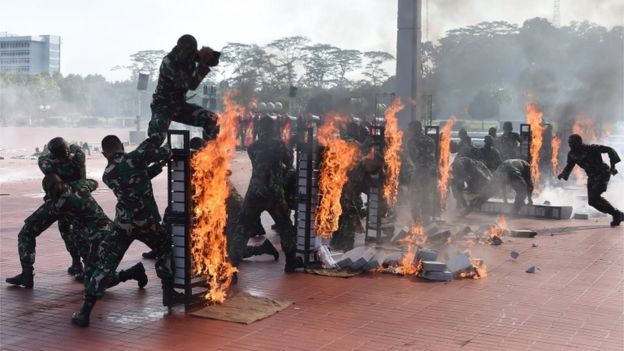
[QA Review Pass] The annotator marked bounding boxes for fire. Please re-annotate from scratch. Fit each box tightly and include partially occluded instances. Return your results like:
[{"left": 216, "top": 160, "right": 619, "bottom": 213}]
[
  {"left": 459, "top": 249, "right": 488, "bottom": 279},
  {"left": 483, "top": 216, "right": 508, "bottom": 244},
  {"left": 190, "top": 91, "right": 241, "bottom": 303},
  {"left": 396, "top": 224, "right": 426, "bottom": 275},
  {"left": 382, "top": 98, "right": 405, "bottom": 207},
  {"left": 551, "top": 135, "right": 561, "bottom": 176},
  {"left": 437, "top": 116, "right": 457, "bottom": 208},
  {"left": 525, "top": 103, "right": 544, "bottom": 183},
  {"left": 314, "top": 113, "right": 360, "bottom": 238}
]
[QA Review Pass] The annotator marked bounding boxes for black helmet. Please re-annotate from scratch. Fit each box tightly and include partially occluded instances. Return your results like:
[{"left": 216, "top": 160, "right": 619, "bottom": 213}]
[
  {"left": 47, "top": 137, "right": 68, "bottom": 159},
  {"left": 568, "top": 134, "right": 582, "bottom": 148},
  {"left": 503, "top": 121, "right": 513, "bottom": 132}
]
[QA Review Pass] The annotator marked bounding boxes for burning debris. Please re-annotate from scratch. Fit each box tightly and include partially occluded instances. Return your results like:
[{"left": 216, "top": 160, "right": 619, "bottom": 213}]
[
  {"left": 190, "top": 92, "right": 242, "bottom": 303},
  {"left": 437, "top": 117, "right": 457, "bottom": 209},
  {"left": 314, "top": 113, "right": 360, "bottom": 238},
  {"left": 382, "top": 98, "right": 405, "bottom": 208},
  {"left": 482, "top": 216, "right": 509, "bottom": 245}
]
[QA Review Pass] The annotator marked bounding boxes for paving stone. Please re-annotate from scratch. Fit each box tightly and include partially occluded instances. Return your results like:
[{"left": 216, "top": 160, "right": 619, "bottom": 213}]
[
  {"left": 421, "top": 261, "right": 447, "bottom": 272},
  {"left": 419, "top": 270, "right": 453, "bottom": 281},
  {"left": 511, "top": 229, "right": 538, "bottom": 238},
  {"left": 416, "top": 248, "right": 438, "bottom": 262},
  {"left": 350, "top": 248, "right": 376, "bottom": 270},
  {"left": 391, "top": 226, "right": 410, "bottom": 244},
  {"left": 428, "top": 229, "right": 451, "bottom": 243},
  {"left": 336, "top": 247, "right": 367, "bottom": 269},
  {"left": 511, "top": 251, "right": 519, "bottom": 259},
  {"left": 365, "top": 250, "right": 387, "bottom": 271}
]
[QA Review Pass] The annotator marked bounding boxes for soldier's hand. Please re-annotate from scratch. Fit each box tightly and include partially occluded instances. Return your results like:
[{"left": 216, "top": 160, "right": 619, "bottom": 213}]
[
  {"left": 527, "top": 198, "right": 533, "bottom": 205},
  {"left": 557, "top": 173, "right": 567, "bottom": 181},
  {"left": 198, "top": 46, "right": 220, "bottom": 67},
  {"left": 611, "top": 167, "right": 618, "bottom": 176}
]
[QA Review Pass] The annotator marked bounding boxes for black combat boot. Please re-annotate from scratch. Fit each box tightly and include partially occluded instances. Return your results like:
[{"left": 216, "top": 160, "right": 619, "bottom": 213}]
[
  {"left": 611, "top": 211, "right": 624, "bottom": 227},
  {"left": 71, "top": 296, "right": 96, "bottom": 327},
  {"left": 6, "top": 266, "right": 34, "bottom": 288},
  {"left": 119, "top": 263, "right": 148, "bottom": 288},
  {"left": 252, "top": 240, "right": 279, "bottom": 261},
  {"left": 162, "top": 281, "right": 184, "bottom": 307},
  {"left": 142, "top": 250, "right": 157, "bottom": 259},
  {"left": 284, "top": 252, "right": 304, "bottom": 273},
  {"left": 67, "top": 259, "right": 83, "bottom": 276}
]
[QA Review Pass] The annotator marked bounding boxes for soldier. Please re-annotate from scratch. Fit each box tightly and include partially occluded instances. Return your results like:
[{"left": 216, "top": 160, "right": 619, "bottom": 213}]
[
  {"left": 480, "top": 135, "right": 503, "bottom": 171},
  {"left": 5, "top": 138, "right": 84, "bottom": 288},
  {"left": 456, "top": 136, "right": 482, "bottom": 160},
  {"left": 464, "top": 159, "right": 533, "bottom": 216},
  {"left": 331, "top": 163, "right": 368, "bottom": 251},
  {"left": 498, "top": 122, "right": 521, "bottom": 160},
  {"left": 558, "top": 134, "right": 623, "bottom": 226},
  {"left": 71, "top": 135, "right": 174, "bottom": 327},
  {"left": 229, "top": 116, "right": 303, "bottom": 273},
  {"left": 451, "top": 157, "right": 492, "bottom": 209},
  {"left": 148, "top": 34, "right": 220, "bottom": 145},
  {"left": 404, "top": 121, "right": 437, "bottom": 223},
  {"left": 43, "top": 174, "right": 147, "bottom": 288}
]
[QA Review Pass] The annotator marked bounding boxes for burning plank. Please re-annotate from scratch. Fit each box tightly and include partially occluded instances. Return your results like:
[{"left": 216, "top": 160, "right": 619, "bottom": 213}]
[
  {"left": 437, "top": 117, "right": 457, "bottom": 209},
  {"left": 190, "top": 92, "right": 241, "bottom": 303},
  {"left": 382, "top": 98, "right": 405, "bottom": 208},
  {"left": 314, "top": 113, "right": 360, "bottom": 238},
  {"left": 525, "top": 103, "right": 544, "bottom": 184}
]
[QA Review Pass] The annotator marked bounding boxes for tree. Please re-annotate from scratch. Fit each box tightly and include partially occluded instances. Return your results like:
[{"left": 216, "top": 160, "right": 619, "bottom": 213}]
[
  {"left": 333, "top": 49, "right": 362, "bottom": 88},
  {"left": 112, "top": 50, "right": 167, "bottom": 80},
  {"left": 301, "top": 44, "right": 339, "bottom": 88},
  {"left": 362, "top": 51, "right": 395, "bottom": 86},
  {"left": 267, "top": 36, "right": 310, "bottom": 88}
]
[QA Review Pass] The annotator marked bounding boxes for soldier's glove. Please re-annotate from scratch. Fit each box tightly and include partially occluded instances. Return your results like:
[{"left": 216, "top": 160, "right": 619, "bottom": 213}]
[
  {"left": 198, "top": 46, "right": 220, "bottom": 67},
  {"left": 557, "top": 173, "right": 568, "bottom": 181},
  {"left": 611, "top": 167, "right": 618, "bottom": 176},
  {"left": 527, "top": 197, "right": 533, "bottom": 205}
]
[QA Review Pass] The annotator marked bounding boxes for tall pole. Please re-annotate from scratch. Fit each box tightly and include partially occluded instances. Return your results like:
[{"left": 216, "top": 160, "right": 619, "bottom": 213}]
[{"left": 395, "top": 0, "right": 422, "bottom": 129}]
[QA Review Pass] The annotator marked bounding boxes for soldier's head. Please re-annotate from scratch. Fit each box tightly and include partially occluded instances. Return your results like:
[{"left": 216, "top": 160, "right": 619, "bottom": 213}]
[
  {"left": 488, "top": 127, "right": 497, "bottom": 138},
  {"left": 176, "top": 34, "right": 198, "bottom": 64},
  {"left": 101, "top": 135, "right": 124, "bottom": 160},
  {"left": 190, "top": 137, "right": 206, "bottom": 151},
  {"left": 408, "top": 120, "right": 423, "bottom": 135},
  {"left": 503, "top": 121, "right": 513, "bottom": 133},
  {"left": 484, "top": 135, "right": 494, "bottom": 147},
  {"left": 459, "top": 128, "right": 468, "bottom": 139},
  {"left": 41, "top": 173, "right": 66, "bottom": 200},
  {"left": 256, "top": 115, "right": 276, "bottom": 138},
  {"left": 568, "top": 134, "right": 583, "bottom": 151},
  {"left": 47, "top": 137, "right": 69, "bottom": 160}
]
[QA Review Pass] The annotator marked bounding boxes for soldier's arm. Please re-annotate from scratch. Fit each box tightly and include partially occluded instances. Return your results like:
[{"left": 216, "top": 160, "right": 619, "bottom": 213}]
[
  {"left": 187, "top": 63, "right": 211, "bottom": 91},
  {"left": 522, "top": 166, "right": 534, "bottom": 204},
  {"left": 593, "top": 145, "right": 621, "bottom": 169},
  {"left": 559, "top": 153, "right": 575, "bottom": 180},
  {"left": 159, "top": 57, "right": 209, "bottom": 91},
  {"left": 133, "top": 138, "right": 173, "bottom": 165},
  {"left": 147, "top": 162, "right": 165, "bottom": 179},
  {"left": 68, "top": 144, "right": 86, "bottom": 179},
  {"left": 37, "top": 152, "right": 55, "bottom": 175},
  {"left": 280, "top": 141, "right": 294, "bottom": 168}
]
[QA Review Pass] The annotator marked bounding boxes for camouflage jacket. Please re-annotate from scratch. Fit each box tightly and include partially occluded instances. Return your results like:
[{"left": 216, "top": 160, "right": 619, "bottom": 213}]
[
  {"left": 498, "top": 132, "right": 521, "bottom": 160},
  {"left": 452, "top": 157, "right": 492, "bottom": 188},
  {"left": 494, "top": 159, "right": 533, "bottom": 190},
  {"left": 152, "top": 48, "right": 211, "bottom": 108},
  {"left": 480, "top": 145, "right": 503, "bottom": 171},
  {"left": 404, "top": 133, "right": 436, "bottom": 175},
  {"left": 247, "top": 137, "right": 293, "bottom": 198},
  {"left": 561, "top": 144, "right": 621, "bottom": 178},
  {"left": 38, "top": 144, "right": 86, "bottom": 182},
  {"left": 51, "top": 179, "right": 111, "bottom": 242},
  {"left": 103, "top": 138, "right": 171, "bottom": 226}
]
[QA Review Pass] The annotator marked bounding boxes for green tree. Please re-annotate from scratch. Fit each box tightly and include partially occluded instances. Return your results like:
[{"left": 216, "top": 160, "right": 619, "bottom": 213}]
[{"left": 362, "top": 51, "right": 394, "bottom": 86}]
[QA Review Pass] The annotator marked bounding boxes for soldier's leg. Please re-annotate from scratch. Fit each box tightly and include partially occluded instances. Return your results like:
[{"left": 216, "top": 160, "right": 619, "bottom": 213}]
[
  {"left": 176, "top": 103, "right": 219, "bottom": 140},
  {"left": 147, "top": 105, "right": 172, "bottom": 146},
  {"left": 136, "top": 223, "right": 177, "bottom": 306},
  {"left": 266, "top": 198, "right": 302, "bottom": 272},
  {"left": 229, "top": 198, "right": 263, "bottom": 266},
  {"left": 510, "top": 180, "right": 528, "bottom": 215},
  {"left": 587, "top": 174, "right": 621, "bottom": 219},
  {"left": 58, "top": 217, "right": 83, "bottom": 275},
  {"left": 6, "top": 203, "right": 57, "bottom": 287}
]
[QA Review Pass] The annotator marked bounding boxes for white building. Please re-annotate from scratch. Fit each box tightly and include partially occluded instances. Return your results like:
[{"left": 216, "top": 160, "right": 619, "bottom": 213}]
[{"left": 0, "top": 33, "right": 61, "bottom": 74}]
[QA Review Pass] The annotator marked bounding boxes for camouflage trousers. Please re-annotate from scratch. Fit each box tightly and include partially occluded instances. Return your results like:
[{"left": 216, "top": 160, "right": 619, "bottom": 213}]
[
  {"left": 330, "top": 201, "right": 361, "bottom": 252},
  {"left": 229, "top": 190, "right": 295, "bottom": 266},
  {"left": 148, "top": 102, "right": 218, "bottom": 145},
  {"left": 84, "top": 220, "right": 172, "bottom": 298},
  {"left": 410, "top": 176, "right": 436, "bottom": 223},
  {"left": 17, "top": 201, "right": 82, "bottom": 270},
  {"left": 473, "top": 176, "right": 528, "bottom": 214},
  {"left": 587, "top": 171, "right": 617, "bottom": 215}
]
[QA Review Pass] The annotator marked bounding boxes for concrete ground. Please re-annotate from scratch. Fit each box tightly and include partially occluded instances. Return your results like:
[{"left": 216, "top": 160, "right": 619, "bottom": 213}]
[{"left": 1, "top": 150, "right": 623, "bottom": 351}]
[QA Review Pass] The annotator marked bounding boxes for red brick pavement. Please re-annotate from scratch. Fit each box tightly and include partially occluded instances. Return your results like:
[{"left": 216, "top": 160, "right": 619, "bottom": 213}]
[{"left": 1, "top": 158, "right": 623, "bottom": 351}]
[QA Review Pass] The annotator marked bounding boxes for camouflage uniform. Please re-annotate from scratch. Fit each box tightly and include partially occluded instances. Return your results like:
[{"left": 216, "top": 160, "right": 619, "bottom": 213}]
[
  {"left": 229, "top": 136, "right": 296, "bottom": 267},
  {"left": 16, "top": 144, "right": 84, "bottom": 272},
  {"left": 83, "top": 138, "right": 173, "bottom": 299},
  {"left": 499, "top": 131, "right": 521, "bottom": 161},
  {"left": 404, "top": 130, "right": 437, "bottom": 222},
  {"left": 147, "top": 48, "right": 218, "bottom": 145},
  {"left": 480, "top": 142, "right": 503, "bottom": 171},
  {"left": 470, "top": 159, "right": 533, "bottom": 214},
  {"left": 559, "top": 143, "right": 621, "bottom": 217},
  {"left": 331, "top": 164, "right": 367, "bottom": 251},
  {"left": 451, "top": 157, "right": 492, "bottom": 208}
]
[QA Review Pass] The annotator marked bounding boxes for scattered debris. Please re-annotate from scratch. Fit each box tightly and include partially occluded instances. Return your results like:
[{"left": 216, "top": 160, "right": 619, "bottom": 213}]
[
  {"left": 390, "top": 226, "right": 410, "bottom": 244},
  {"left": 350, "top": 248, "right": 376, "bottom": 271},
  {"left": 447, "top": 252, "right": 472, "bottom": 273},
  {"left": 416, "top": 248, "right": 438, "bottom": 262},
  {"left": 532, "top": 243, "right": 538, "bottom": 248},
  {"left": 510, "top": 251, "right": 519, "bottom": 259},
  {"left": 428, "top": 230, "right": 451, "bottom": 243},
  {"left": 573, "top": 213, "right": 589, "bottom": 220},
  {"left": 336, "top": 247, "right": 366, "bottom": 269},
  {"left": 526, "top": 266, "right": 540, "bottom": 273},
  {"left": 510, "top": 230, "right": 537, "bottom": 238},
  {"left": 318, "top": 245, "right": 337, "bottom": 269},
  {"left": 491, "top": 236, "right": 503, "bottom": 245},
  {"left": 420, "top": 270, "right": 453, "bottom": 281}
]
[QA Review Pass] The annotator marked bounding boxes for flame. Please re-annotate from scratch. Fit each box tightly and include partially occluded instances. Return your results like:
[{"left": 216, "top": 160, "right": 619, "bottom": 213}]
[
  {"left": 396, "top": 224, "right": 426, "bottom": 275},
  {"left": 190, "top": 91, "right": 241, "bottom": 303},
  {"left": 281, "top": 118, "right": 291, "bottom": 144},
  {"left": 314, "top": 113, "right": 360, "bottom": 238},
  {"left": 458, "top": 249, "right": 488, "bottom": 279},
  {"left": 483, "top": 216, "right": 508, "bottom": 244},
  {"left": 382, "top": 98, "right": 405, "bottom": 207},
  {"left": 437, "top": 116, "right": 457, "bottom": 208},
  {"left": 551, "top": 135, "right": 561, "bottom": 176},
  {"left": 525, "top": 103, "right": 544, "bottom": 183}
]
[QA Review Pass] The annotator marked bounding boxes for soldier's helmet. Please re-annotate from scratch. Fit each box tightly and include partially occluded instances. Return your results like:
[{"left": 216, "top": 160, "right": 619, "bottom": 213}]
[
  {"left": 47, "top": 137, "right": 69, "bottom": 159},
  {"left": 257, "top": 115, "right": 276, "bottom": 137},
  {"left": 459, "top": 128, "right": 468, "bottom": 138},
  {"left": 568, "top": 134, "right": 583, "bottom": 149},
  {"left": 176, "top": 34, "right": 198, "bottom": 62},
  {"left": 503, "top": 121, "right": 513, "bottom": 132},
  {"left": 408, "top": 120, "right": 422, "bottom": 134},
  {"left": 488, "top": 127, "right": 497, "bottom": 137}
]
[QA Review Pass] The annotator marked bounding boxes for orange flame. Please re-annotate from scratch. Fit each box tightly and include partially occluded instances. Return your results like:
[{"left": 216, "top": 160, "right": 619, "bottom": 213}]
[
  {"left": 459, "top": 249, "right": 488, "bottom": 279},
  {"left": 382, "top": 98, "right": 405, "bottom": 207},
  {"left": 437, "top": 116, "right": 457, "bottom": 208},
  {"left": 396, "top": 224, "right": 426, "bottom": 275},
  {"left": 551, "top": 135, "right": 561, "bottom": 176},
  {"left": 484, "top": 216, "right": 508, "bottom": 244},
  {"left": 314, "top": 113, "right": 360, "bottom": 238},
  {"left": 190, "top": 91, "right": 241, "bottom": 303},
  {"left": 525, "top": 103, "right": 544, "bottom": 183}
]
